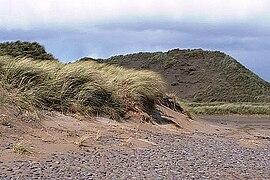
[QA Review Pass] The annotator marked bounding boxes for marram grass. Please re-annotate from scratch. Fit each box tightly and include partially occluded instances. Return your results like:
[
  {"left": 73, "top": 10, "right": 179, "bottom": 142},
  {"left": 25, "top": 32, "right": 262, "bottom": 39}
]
[
  {"left": 2, "top": 56, "right": 267, "bottom": 117},
  {"left": 177, "top": 98, "right": 270, "bottom": 115},
  {"left": 0, "top": 56, "right": 165, "bottom": 119}
]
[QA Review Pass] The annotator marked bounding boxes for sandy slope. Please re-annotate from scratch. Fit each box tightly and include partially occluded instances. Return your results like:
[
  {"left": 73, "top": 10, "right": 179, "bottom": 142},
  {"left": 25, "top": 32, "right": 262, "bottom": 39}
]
[
  {"left": 0, "top": 106, "right": 270, "bottom": 178},
  {"left": 1, "top": 105, "right": 269, "bottom": 161}
]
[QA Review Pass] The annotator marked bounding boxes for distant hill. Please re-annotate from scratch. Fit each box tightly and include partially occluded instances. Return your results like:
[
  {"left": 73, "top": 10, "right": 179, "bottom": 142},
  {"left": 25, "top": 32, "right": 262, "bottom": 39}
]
[
  {"left": 82, "top": 49, "right": 270, "bottom": 103},
  {"left": 1, "top": 41, "right": 269, "bottom": 103},
  {"left": 0, "top": 41, "right": 56, "bottom": 60}
]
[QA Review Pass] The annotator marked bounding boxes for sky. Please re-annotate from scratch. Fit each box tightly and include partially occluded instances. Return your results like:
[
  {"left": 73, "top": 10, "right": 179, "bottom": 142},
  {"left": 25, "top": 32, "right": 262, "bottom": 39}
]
[{"left": 0, "top": 0, "right": 269, "bottom": 82}]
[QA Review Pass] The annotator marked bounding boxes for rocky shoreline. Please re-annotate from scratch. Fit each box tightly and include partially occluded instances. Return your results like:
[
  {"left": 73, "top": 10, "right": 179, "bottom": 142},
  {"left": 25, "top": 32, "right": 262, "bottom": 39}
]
[{"left": 1, "top": 132, "right": 269, "bottom": 179}]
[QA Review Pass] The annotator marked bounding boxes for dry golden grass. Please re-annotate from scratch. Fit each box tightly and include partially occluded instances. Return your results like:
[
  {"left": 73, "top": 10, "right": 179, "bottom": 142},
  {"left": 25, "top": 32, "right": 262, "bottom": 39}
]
[
  {"left": 0, "top": 56, "right": 165, "bottom": 119},
  {"left": 12, "top": 141, "right": 32, "bottom": 154},
  {"left": 74, "top": 136, "right": 88, "bottom": 147}
]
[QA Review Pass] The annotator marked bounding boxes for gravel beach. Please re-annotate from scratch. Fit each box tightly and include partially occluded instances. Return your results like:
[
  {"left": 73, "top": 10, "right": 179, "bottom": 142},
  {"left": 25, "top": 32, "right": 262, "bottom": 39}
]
[{"left": 1, "top": 131, "right": 270, "bottom": 179}]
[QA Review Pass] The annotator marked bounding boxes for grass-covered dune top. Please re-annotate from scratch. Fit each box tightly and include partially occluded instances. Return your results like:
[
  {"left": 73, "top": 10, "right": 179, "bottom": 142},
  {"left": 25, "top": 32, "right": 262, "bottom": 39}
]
[
  {"left": 0, "top": 56, "right": 164, "bottom": 120},
  {"left": 0, "top": 41, "right": 56, "bottom": 61},
  {"left": 83, "top": 49, "right": 270, "bottom": 103}
]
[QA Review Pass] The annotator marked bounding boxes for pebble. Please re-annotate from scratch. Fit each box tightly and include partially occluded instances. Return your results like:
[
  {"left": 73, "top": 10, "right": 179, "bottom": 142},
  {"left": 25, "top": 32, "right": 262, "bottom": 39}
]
[{"left": 0, "top": 133, "right": 269, "bottom": 179}]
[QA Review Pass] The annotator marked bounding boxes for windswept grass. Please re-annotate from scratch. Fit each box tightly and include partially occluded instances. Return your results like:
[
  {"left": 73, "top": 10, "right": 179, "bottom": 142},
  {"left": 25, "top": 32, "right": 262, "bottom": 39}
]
[
  {"left": 96, "top": 49, "right": 270, "bottom": 103},
  {"left": 0, "top": 56, "right": 164, "bottom": 120},
  {"left": 76, "top": 61, "right": 165, "bottom": 112},
  {"left": 178, "top": 99, "right": 270, "bottom": 115}
]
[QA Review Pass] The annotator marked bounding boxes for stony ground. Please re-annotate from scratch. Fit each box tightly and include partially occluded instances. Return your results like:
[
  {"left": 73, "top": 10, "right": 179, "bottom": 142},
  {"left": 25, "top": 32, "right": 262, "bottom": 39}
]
[{"left": 1, "top": 130, "right": 270, "bottom": 179}]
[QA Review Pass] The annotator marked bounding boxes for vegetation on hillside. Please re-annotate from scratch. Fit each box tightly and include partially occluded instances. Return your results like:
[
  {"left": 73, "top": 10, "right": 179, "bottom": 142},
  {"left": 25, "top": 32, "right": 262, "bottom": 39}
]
[
  {"left": 86, "top": 49, "right": 270, "bottom": 103},
  {"left": 1, "top": 41, "right": 269, "bottom": 116},
  {"left": 0, "top": 56, "right": 164, "bottom": 120},
  {"left": 0, "top": 41, "right": 56, "bottom": 60},
  {"left": 179, "top": 100, "right": 270, "bottom": 115}
]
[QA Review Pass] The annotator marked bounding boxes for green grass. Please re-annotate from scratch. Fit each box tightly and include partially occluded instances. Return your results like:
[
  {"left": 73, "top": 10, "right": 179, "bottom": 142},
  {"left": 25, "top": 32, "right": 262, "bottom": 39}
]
[
  {"left": 0, "top": 56, "right": 164, "bottom": 120},
  {"left": 178, "top": 99, "right": 270, "bottom": 115},
  {"left": 1, "top": 50, "right": 269, "bottom": 117},
  {"left": 94, "top": 49, "right": 270, "bottom": 103},
  {"left": 0, "top": 41, "right": 56, "bottom": 60}
]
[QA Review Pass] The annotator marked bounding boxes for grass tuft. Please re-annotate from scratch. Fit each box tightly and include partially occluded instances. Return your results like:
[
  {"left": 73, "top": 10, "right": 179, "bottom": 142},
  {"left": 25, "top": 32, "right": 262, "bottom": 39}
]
[
  {"left": 0, "top": 56, "right": 165, "bottom": 119},
  {"left": 12, "top": 141, "right": 32, "bottom": 154},
  {"left": 75, "top": 136, "right": 88, "bottom": 147}
]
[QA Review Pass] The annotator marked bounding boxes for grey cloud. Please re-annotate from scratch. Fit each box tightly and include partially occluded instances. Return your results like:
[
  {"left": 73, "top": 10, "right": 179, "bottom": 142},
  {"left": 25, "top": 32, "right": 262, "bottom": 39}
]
[
  {"left": 0, "top": 28, "right": 76, "bottom": 41},
  {"left": 97, "top": 21, "right": 270, "bottom": 38},
  {"left": 0, "top": 21, "right": 269, "bottom": 81}
]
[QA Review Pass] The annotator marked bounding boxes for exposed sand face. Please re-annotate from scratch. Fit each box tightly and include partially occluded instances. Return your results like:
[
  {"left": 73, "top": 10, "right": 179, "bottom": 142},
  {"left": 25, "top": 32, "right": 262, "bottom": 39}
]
[
  {"left": 1, "top": 105, "right": 269, "bottom": 163},
  {"left": 0, "top": 107, "right": 269, "bottom": 179}
]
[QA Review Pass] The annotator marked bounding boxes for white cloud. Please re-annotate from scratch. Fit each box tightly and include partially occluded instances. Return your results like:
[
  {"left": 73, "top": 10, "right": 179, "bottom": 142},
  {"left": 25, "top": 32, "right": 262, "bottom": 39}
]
[{"left": 0, "top": 0, "right": 269, "bottom": 29}]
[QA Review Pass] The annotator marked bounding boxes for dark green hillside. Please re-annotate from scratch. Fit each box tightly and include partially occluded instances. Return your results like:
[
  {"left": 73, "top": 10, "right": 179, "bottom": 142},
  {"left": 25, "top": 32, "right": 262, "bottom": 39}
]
[
  {"left": 0, "top": 41, "right": 56, "bottom": 60},
  {"left": 1, "top": 41, "right": 269, "bottom": 103},
  {"left": 84, "top": 49, "right": 270, "bottom": 103}
]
